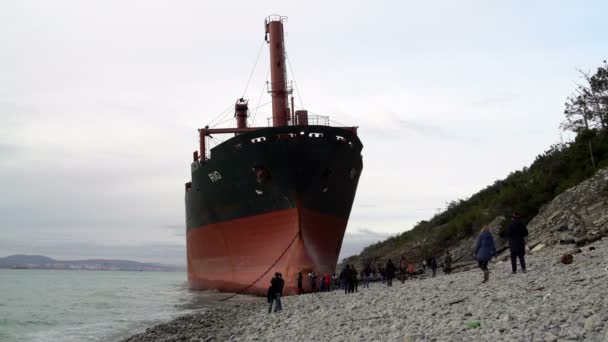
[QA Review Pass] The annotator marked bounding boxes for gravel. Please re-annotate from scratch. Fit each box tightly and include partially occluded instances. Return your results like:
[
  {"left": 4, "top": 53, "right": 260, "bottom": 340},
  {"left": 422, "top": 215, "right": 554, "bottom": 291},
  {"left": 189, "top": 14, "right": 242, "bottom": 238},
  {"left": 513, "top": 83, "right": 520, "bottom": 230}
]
[{"left": 123, "top": 237, "right": 608, "bottom": 341}]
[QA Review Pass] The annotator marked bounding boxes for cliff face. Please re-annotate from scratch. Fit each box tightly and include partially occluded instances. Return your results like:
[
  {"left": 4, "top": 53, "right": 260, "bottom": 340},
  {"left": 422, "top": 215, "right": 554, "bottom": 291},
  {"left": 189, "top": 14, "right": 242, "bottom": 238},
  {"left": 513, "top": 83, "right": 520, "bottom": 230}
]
[{"left": 526, "top": 167, "right": 608, "bottom": 246}]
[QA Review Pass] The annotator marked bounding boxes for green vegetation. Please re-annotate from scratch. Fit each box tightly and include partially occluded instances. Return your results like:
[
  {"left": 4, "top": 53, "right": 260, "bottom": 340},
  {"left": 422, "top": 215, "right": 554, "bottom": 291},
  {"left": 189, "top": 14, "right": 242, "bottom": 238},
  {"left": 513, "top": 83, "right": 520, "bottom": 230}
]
[{"left": 343, "top": 61, "right": 608, "bottom": 267}]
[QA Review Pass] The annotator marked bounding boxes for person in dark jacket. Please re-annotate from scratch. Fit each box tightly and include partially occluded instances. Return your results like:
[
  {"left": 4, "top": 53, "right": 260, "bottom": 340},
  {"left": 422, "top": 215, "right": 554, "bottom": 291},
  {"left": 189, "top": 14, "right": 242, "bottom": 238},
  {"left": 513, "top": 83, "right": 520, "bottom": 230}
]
[
  {"left": 429, "top": 256, "right": 438, "bottom": 277},
  {"left": 308, "top": 271, "right": 317, "bottom": 292},
  {"left": 340, "top": 265, "right": 350, "bottom": 294},
  {"left": 385, "top": 259, "right": 396, "bottom": 286},
  {"left": 347, "top": 265, "right": 356, "bottom": 293},
  {"left": 268, "top": 272, "right": 284, "bottom": 313},
  {"left": 363, "top": 264, "right": 372, "bottom": 288},
  {"left": 399, "top": 255, "right": 407, "bottom": 283},
  {"left": 297, "top": 272, "right": 303, "bottom": 294},
  {"left": 444, "top": 252, "right": 453, "bottom": 275},
  {"left": 352, "top": 266, "right": 358, "bottom": 292},
  {"left": 506, "top": 212, "right": 528, "bottom": 273},
  {"left": 475, "top": 225, "right": 497, "bottom": 283}
]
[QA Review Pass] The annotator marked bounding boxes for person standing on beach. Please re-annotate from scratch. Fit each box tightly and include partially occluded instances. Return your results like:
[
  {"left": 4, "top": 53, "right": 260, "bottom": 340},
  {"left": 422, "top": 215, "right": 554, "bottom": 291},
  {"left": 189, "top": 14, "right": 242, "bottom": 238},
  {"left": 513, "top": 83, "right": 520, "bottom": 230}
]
[
  {"left": 363, "top": 264, "right": 372, "bottom": 288},
  {"left": 475, "top": 225, "right": 497, "bottom": 283},
  {"left": 506, "top": 212, "right": 529, "bottom": 274},
  {"left": 399, "top": 255, "right": 406, "bottom": 283},
  {"left": 407, "top": 263, "right": 415, "bottom": 280},
  {"left": 352, "top": 266, "right": 358, "bottom": 292},
  {"left": 385, "top": 259, "right": 396, "bottom": 286},
  {"left": 444, "top": 252, "right": 453, "bottom": 275},
  {"left": 430, "top": 256, "right": 437, "bottom": 277},
  {"left": 340, "top": 265, "right": 350, "bottom": 294},
  {"left": 378, "top": 264, "right": 386, "bottom": 284},
  {"left": 308, "top": 271, "right": 317, "bottom": 292},
  {"left": 324, "top": 273, "right": 331, "bottom": 292},
  {"left": 347, "top": 265, "right": 356, "bottom": 293},
  {"left": 297, "top": 272, "right": 303, "bottom": 294},
  {"left": 268, "top": 272, "right": 283, "bottom": 313}
]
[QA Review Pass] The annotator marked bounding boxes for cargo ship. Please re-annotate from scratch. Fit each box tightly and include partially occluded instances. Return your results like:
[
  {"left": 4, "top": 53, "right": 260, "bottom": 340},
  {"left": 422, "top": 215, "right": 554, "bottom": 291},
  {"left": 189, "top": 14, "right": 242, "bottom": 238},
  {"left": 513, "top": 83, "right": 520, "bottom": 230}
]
[{"left": 185, "top": 15, "right": 363, "bottom": 296}]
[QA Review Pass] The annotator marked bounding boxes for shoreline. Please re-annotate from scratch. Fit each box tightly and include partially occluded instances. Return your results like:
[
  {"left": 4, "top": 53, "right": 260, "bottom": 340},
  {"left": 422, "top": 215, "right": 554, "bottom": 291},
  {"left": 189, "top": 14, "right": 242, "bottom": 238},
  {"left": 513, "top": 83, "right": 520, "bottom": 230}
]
[{"left": 124, "top": 238, "right": 608, "bottom": 341}]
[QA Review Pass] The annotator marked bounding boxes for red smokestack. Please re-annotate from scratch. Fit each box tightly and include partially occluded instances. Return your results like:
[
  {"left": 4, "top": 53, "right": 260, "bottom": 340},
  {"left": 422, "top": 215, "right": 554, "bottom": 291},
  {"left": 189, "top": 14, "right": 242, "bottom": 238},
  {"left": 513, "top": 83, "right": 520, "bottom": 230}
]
[{"left": 265, "top": 16, "right": 290, "bottom": 127}]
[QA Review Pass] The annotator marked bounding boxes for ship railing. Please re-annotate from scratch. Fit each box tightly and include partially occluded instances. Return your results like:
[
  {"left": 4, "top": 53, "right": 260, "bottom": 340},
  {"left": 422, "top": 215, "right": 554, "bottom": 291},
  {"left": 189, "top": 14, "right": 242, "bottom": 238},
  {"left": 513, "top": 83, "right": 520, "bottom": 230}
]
[
  {"left": 266, "top": 115, "right": 330, "bottom": 127},
  {"left": 266, "top": 81, "right": 294, "bottom": 94}
]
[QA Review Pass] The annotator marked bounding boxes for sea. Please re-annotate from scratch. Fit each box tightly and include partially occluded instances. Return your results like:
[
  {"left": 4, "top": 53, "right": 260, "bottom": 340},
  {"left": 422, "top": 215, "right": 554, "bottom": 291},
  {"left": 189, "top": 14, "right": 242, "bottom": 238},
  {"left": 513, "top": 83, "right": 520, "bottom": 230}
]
[{"left": 0, "top": 269, "right": 237, "bottom": 342}]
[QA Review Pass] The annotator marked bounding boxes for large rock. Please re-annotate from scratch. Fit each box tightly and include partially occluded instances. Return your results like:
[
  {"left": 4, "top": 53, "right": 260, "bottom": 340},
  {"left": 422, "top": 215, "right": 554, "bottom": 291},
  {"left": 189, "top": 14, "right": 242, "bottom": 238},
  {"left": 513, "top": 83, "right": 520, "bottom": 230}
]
[
  {"left": 527, "top": 168, "right": 608, "bottom": 246},
  {"left": 560, "top": 254, "right": 574, "bottom": 264}
]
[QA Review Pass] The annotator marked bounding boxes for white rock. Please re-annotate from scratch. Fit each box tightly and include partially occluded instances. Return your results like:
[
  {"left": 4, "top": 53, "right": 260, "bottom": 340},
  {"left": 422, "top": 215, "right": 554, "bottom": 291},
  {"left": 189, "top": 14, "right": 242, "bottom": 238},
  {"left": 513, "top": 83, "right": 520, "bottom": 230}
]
[
  {"left": 532, "top": 244, "right": 546, "bottom": 252},
  {"left": 403, "top": 334, "right": 424, "bottom": 342},
  {"left": 584, "top": 318, "right": 594, "bottom": 331}
]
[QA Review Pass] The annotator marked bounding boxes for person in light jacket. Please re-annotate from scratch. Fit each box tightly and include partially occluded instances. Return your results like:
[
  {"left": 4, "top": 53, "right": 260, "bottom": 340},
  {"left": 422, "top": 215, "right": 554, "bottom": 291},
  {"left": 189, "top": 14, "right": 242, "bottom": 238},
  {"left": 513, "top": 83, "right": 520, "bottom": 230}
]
[{"left": 475, "top": 225, "right": 497, "bottom": 283}]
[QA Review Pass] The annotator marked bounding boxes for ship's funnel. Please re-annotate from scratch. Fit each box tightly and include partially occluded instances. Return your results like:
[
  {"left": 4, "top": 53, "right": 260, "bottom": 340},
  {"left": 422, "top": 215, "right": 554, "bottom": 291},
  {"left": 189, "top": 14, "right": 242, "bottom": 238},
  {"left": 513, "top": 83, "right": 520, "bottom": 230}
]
[
  {"left": 234, "top": 98, "right": 248, "bottom": 129},
  {"left": 265, "top": 15, "right": 291, "bottom": 127}
]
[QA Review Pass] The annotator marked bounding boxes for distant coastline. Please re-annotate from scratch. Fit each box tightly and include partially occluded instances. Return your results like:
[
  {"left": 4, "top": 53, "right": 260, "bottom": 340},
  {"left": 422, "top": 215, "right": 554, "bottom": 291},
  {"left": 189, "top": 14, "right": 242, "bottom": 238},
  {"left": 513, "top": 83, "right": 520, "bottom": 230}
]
[{"left": 0, "top": 254, "right": 185, "bottom": 272}]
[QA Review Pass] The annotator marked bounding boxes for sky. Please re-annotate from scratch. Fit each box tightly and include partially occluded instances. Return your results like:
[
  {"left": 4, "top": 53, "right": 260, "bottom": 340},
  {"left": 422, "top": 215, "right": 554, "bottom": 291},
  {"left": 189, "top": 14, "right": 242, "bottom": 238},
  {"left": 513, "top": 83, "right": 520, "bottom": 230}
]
[{"left": 1, "top": 0, "right": 607, "bottom": 265}]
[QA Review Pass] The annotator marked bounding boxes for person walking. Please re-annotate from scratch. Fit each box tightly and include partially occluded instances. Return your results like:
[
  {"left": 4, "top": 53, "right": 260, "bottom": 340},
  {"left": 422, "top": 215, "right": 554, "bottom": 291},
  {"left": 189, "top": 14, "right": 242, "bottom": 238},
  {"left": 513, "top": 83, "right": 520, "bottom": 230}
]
[
  {"left": 444, "top": 252, "right": 453, "bottom": 275},
  {"left": 506, "top": 212, "right": 529, "bottom": 273},
  {"left": 385, "top": 259, "right": 396, "bottom": 287},
  {"left": 430, "top": 256, "right": 437, "bottom": 277},
  {"left": 407, "top": 263, "right": 415, "bottom": 280},
  {"left": 297, "top": 272, "right": 303, "bottom": 294},
  {"left": 475, "top": 225, "right": 497, "bottom": 283},
  {"left": 324, "top": 273, "right": 331, "bottom": 292}
]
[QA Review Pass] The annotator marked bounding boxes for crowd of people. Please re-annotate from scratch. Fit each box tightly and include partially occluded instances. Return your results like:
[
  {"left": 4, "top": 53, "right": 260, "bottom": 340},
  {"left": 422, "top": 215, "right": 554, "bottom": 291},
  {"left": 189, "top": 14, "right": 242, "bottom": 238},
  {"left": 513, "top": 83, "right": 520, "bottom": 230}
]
[{"left": 267, "top": 213, "right": 529, "bottom": 313}]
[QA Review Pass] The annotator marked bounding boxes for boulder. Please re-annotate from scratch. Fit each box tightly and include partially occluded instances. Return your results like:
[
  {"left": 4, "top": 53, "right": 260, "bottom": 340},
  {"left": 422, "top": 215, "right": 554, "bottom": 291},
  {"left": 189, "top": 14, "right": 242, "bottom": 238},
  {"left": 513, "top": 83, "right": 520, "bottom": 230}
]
[{"left": 560, "top": 254, "right": 574, "bottom": 264}]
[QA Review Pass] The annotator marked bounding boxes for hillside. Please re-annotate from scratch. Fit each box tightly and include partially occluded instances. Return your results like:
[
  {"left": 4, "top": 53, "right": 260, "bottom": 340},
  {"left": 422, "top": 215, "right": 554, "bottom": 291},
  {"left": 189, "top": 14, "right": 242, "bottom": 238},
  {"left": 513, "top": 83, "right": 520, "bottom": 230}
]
[{"left": 342, "top": 129, "right": 608, "bottom": 270}]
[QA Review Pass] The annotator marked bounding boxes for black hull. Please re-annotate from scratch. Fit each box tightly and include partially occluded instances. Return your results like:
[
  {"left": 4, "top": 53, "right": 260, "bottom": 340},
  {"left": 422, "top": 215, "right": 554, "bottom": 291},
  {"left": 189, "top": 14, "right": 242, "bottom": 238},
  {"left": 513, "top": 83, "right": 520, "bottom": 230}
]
[{"left": 185, "top": 125, "right": 363, "bottom": 230}]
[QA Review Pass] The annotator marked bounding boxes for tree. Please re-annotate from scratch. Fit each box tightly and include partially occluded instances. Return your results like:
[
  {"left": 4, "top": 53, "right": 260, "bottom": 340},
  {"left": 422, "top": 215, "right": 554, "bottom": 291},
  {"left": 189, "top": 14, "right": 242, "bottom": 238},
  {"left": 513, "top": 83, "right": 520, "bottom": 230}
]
[
  {"left": 561, "top": 91, "right": 595, "bottom": 133},
  {"left": 561, "top": 60, "right": 608, "bottom": 168},
  {"left": 588, "top": 60, "right": 608, "bottom": 129}
]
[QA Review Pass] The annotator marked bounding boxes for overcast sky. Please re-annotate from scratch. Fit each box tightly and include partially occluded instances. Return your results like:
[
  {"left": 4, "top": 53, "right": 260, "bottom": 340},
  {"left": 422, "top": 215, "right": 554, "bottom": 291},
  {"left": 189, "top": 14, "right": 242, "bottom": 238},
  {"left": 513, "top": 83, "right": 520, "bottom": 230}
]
[{"left": 1, "top": 0, "right": 607, "bottom": 265}]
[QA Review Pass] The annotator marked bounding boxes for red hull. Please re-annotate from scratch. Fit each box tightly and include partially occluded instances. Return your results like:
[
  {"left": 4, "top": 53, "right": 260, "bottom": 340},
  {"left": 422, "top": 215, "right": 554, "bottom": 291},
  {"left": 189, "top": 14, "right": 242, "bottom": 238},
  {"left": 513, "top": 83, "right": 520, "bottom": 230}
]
[{"left": 187, "top": 208, "right": 347, "bottom": 296}]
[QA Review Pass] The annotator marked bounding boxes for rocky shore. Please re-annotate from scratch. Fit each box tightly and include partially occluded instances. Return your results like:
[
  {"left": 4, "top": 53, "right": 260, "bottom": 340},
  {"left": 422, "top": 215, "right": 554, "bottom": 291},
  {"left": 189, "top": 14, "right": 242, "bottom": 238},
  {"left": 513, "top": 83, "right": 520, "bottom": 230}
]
[{"left": 124, "top": 237, "right": 608, "bottom": 342}]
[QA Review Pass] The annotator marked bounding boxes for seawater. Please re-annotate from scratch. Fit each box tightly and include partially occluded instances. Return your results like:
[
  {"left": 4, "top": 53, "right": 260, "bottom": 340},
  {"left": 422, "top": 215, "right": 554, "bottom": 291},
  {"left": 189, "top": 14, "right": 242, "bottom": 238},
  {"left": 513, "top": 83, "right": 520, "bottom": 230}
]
[{"left": 0, "top": 269, "right": 215, "bottom": 342}]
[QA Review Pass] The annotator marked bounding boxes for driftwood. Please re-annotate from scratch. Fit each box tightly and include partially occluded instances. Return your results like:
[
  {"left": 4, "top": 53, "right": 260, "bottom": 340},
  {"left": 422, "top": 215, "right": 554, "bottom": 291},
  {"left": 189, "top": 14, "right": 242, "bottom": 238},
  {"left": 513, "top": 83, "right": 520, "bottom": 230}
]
[
  {"left": 447, "top": 297, "right": 468, "bottom": 305},
  {"left": 350, "top": 315, "right": 388, "bottom": 321},
  {"left": 526, "top": 287, "right": 545, "bottom": 292}
]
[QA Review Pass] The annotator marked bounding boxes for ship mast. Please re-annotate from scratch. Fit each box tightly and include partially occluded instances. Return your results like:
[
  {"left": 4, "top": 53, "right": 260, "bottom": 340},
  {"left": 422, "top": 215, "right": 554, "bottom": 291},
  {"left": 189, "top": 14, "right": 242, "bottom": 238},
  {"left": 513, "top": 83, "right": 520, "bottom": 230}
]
[
  {"left": 193, "top": 16, "right": 358, "bottom": 163},
  {"left": 265, "top": 15, "right": 291, "bottom": 127}
]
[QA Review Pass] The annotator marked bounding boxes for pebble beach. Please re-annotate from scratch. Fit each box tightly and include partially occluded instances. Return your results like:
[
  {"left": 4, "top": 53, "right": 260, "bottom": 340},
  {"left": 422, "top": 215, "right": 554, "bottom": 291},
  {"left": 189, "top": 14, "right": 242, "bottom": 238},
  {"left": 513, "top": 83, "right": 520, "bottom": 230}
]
[{"left": 124, "top": 237, "right": 608, "bottom": 342}]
